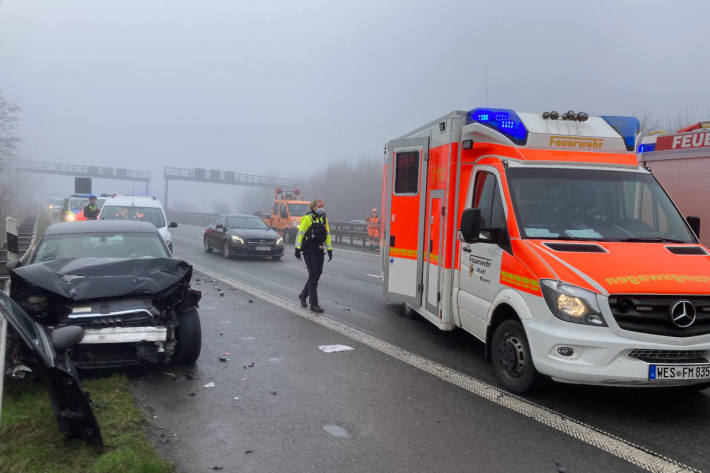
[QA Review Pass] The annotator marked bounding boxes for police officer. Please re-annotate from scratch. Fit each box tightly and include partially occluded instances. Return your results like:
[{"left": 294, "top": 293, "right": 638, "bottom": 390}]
[
  {"left": 295, "top": 199, "right": 332, "bottom": 313},
  {"left": 83, "top": 195, "right": 100, "bottom": 220}
]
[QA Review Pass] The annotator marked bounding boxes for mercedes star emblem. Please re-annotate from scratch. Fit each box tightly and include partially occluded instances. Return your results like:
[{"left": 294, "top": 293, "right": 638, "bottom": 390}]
[{"left": 669, "top": 300, "right": 696, "bottom": 328}]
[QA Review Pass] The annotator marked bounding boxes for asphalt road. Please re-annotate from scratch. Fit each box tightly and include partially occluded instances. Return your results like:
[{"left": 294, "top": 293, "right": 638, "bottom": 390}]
[{"left": 133, "top": 224, "right": 710, "bottom": 473}]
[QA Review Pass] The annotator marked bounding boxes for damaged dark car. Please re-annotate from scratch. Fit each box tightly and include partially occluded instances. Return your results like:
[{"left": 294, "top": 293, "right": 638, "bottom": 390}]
[{"left": 7, "top": 221, "right": 202, "bottom": 369}]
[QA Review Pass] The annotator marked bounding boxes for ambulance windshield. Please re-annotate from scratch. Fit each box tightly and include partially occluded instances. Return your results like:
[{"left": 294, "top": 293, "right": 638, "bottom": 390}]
[{"left": 507, "top": 168, "right": 696, "bottom": 243}]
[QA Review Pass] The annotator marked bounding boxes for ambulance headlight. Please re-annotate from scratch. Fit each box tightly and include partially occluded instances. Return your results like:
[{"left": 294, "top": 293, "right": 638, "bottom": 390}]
[{"left": 540, "top": 280, "right": 606, "bottom": 326}]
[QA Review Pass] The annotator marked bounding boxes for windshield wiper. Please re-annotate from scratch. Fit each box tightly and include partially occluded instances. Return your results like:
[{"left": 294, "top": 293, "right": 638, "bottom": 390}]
[{"left": 618, "top": 237, "right": 688, "bottom": 243}]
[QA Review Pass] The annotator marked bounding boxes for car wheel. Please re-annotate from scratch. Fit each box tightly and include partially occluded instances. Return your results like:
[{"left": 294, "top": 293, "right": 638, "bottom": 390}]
[
  {"left": 172, "top": 309, "right": 202, "bottom": 365},
  {"left": 491, "top": 319, "right": 539, "bottom": 394},
  {"left": 204, "top": 238, "right": 212, "bottom": 253},
  {"left": 223, "top": 243, "right": 231, "bottom": 259}
]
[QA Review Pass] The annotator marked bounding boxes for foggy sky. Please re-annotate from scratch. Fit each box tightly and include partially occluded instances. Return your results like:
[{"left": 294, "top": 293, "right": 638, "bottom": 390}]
[{"left": 1, "top": 0, "right": 709, "bottom": 208}]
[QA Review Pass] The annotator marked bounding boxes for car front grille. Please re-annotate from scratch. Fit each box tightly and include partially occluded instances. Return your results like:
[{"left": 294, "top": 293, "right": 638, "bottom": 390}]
[
  {"left": 65, "top": 311, "right": 155, "bottom": 328},
  {"left": 628, "top": 349, "right": 709, "bottom": 364},
  {"left": 608, "top": 295, "right": 710, "bottom": 337},
  {"left": 246, "top": 239, "right": 276, "bottom": 245}
]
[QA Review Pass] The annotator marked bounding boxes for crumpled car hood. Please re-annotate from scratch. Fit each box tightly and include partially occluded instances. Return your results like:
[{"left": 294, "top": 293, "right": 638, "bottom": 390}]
[{"left": 10, "top": 257, "right": 192, "bottom": 301}]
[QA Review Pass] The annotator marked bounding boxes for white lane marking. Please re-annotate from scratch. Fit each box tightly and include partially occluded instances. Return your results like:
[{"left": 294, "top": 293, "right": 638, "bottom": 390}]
[{"left": 193, "top": 263, "right": 698, "bottom": 473}]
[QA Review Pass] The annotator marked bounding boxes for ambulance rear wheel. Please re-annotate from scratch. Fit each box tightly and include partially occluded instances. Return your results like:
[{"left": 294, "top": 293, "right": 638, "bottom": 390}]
[{"left": 491, "top": 319, "right": 538, "bottom": 394}]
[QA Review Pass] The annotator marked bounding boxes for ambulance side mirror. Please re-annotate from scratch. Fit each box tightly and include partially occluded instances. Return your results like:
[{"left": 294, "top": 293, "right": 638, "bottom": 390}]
[
  {"left": 459, "top": 208, "right": 481, "bottom": 243},
  {"left": 687, "top": 216, "right": 701, "bottom": 238}
]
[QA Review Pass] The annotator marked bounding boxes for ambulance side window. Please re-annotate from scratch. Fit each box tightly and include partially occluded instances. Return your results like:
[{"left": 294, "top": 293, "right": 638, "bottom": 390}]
[
  {"left": 273, "top": 202, "right": 279, "bottom": 215},
  {"left": 281, "top": 204, "right": 289, "bottom": 218},
  {"left": 473, "top": 171, "right": 505, "bottom": 230},
  {"left": 394, "top": 151, "right": 419, "bottom": 195}
]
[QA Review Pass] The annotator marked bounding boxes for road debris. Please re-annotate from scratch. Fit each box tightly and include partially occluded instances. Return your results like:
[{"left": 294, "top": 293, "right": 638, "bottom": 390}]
[
  {"left": 219, "top": 293, "right": 225, "bottom": 297},
  {"left": 323, "top": 425, "right": 350, "bottom": 438},
  {"left": 344, "top": 307, "right": 352, "bottom": 311},
  {"left": 208, "top": 466, "right": 224, "bottom": 471},
  {"left": 233, "top": 397, "right": 240, "bottom": 400},
  {"left": 248, "top": 299, "right": 254, "bottom": 303},
  {"left": 245, "top": 450, "right": 254, "bottom": 454},
  {"left": 218, "top": 356, "right": 229, "bottom": 362},
  {"left": 318, "top": 344, "right": 354, "bottom": 353},
  {"left": 203, "top": 382, "right": 216, "bottom": 388},
  {"left": 270, "top": 390, "right": 278, "bottom": 396},
  {"left": 188, "top": 392, "right": 196, "bottom": 397},
  {"left": 161, "top": 372, "right": 176, "bottom": 378}
]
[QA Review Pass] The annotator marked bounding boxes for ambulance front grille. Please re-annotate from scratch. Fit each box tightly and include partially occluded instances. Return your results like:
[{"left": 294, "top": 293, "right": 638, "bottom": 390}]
[
  {"left": 608, "top": 295, "right": 710, "bottom": 337},
  {"left": 628, "top": 349, "right": 709, "bottom": 364}
]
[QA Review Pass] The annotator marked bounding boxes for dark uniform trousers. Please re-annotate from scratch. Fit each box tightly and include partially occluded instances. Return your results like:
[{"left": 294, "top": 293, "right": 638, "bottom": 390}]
[{"left": 299, "top": 249, "right": 324, "bottom": 306}]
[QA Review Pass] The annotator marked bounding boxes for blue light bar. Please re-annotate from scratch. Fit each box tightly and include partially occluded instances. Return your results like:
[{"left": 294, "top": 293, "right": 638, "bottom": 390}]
[
  {"left": 637, "top": 143, "right": 656, "bottom": 153},
  {"left": 466, "top": 108, "right": 528, "bottom": 145},
  {"left": 601, "top": 116, "right": 640, "bottom": 152}
]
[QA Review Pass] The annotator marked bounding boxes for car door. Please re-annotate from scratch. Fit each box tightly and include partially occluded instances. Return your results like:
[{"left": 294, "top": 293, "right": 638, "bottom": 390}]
[
  {"left": 214, "top": 216, "right": 226, "bottom": 249},
  {"left": 0, "top": 291, "right": 102, "bottom": 445},
  {"left": 457, "top": 168, "right": 508, "bottom": 340}
]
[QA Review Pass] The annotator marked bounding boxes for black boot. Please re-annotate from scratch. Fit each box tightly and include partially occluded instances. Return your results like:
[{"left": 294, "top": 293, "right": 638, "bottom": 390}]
[
  {"left": 310, "top": 305, "right": 324, "bottom": 313},
  {"left": 299, "top": 294, "right": 307, "bottom": 308}
]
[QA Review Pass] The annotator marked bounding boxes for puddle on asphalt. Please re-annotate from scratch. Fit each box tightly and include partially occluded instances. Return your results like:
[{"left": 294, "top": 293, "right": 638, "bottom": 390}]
[{"left": 322, "top": 425, "right": 350, "bottom": 438}]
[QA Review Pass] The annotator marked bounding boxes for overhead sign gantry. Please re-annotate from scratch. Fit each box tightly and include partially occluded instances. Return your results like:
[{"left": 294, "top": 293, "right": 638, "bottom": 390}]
[{"left": 163, "top": 167, "right": 297, "bottom": 211}]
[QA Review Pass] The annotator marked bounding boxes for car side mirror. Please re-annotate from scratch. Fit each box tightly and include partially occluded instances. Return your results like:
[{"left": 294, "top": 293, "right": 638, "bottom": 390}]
[
  {"left": 687, "top": 216, "right": 701, "bottom": 238},
  {"left": 216, "top": 224, "right": 224, "bottom": 230},
  {"left": 51, "top": 326, "right": 84, "bottom": 353},
  {"left": 6, "top": 259, "right": 23, "bottom": 271},
  {"left": 169, "top": 222, "right": 178, "bottom": 228},
  {"left": 459, "top": 208, "right": 481, "bottom": 244}
]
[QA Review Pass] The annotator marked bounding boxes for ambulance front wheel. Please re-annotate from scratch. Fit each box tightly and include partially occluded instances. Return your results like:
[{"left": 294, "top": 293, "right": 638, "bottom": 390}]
[{"left": 491, "top": 319, "right": 539, "bottom": 394}]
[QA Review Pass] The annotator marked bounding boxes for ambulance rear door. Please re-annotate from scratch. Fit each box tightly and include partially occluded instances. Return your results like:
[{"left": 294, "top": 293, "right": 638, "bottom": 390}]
[{"left": 383, "top": 137, "right": 429, "bottom": 306}]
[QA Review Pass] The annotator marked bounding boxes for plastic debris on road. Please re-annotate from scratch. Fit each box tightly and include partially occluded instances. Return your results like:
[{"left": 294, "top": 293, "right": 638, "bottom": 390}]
[
  {"left": 218, "top": 356, "right": 229, "bottom": 362},
  {"left": 318, "top": 344, "right": 354, "bottom": 353},
  {"left": 208, "top": 466, "right": 224, "bottom": 471},
  {"left": 323, "top": 425, "right": 350, "bottom": 438},
  {"left": 344, "top": 307, "right": 352, "bottom": 311},
  {"left": 203, "top": 382, "right": 216, "bottom": 388}
]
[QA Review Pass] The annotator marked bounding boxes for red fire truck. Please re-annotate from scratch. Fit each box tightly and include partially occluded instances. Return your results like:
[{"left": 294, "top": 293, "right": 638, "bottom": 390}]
[{"left": 638, "top": 121, "right": 710, "bottom": 246}]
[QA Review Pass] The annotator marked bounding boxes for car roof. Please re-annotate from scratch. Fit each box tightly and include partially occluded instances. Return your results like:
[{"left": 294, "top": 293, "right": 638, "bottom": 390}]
[
  {"left": 44, "top": 220, "right": 160, "bottom": 235},
  {"left": 222, "top": 213, "right": 264, "bottom": 218},
  {"left": 102, "top": 196, "right": 163, "bottom": 208}
]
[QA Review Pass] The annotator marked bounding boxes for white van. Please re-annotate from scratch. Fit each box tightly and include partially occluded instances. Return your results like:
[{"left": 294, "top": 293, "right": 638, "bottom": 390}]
[{"left": 99, "top": 195, "right": 177, "bottom": 252}]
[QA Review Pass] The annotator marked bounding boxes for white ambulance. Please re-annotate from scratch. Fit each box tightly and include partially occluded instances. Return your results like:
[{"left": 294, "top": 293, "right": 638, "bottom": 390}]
[{"left": 383, "top": 108, "right": 710, "bottom": 393}]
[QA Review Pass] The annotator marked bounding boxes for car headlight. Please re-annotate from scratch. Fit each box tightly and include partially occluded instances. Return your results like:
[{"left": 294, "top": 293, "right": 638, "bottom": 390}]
[
  {"left": 540, "top": 280, "right": 606, "bottom": 326},
  {"left": 276, "top": 237, "right": 283, "bottom": 245},
  {"left": 231, "top": 235, "right": 245, "bottom": 244}
]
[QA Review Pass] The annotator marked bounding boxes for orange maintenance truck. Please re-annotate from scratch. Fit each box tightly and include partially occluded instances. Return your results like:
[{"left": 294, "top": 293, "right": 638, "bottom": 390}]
[
  {"left": 263, "top": 188, "right": 310, "bottom": 243},
  {"left": 383, "top": 108, "right": 710, "bottom": 393}
]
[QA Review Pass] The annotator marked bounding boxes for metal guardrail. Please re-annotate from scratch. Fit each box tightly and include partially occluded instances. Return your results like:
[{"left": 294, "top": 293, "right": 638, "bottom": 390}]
[
  {"left": 329, "top": 221, "right": 377, "bottom": 249},
  {"left": 1, "top": 208, "right": 40, "bottom": 292}
]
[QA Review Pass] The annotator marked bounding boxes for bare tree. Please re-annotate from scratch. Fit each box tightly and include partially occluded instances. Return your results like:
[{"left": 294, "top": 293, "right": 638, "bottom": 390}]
[{"left": 0, "top": 90, "right": 20, "bottom": 161}]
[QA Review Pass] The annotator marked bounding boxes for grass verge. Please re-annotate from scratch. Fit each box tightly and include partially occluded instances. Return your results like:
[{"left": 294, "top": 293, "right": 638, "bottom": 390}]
[{"left": 0, "top": 373, "right": 174, "bottom": 473}]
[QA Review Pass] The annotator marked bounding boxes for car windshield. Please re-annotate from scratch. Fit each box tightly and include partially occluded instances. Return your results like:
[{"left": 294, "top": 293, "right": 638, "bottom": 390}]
[
  {"left": 31, "top": 232, "right": 170, "bottom": 262},
  {"left": 69, "top": 198, "right": 89, "bottom": 211},
  {"left": 507, "top": 168, "right": 696, "bottom": 243},
  {"left": 101, "top": 206, "right": 166, "bottom": 228},
  {"left": 228, "top": 216, "right": 269, "bottom": 229},
  {"left": 287, "top": 204, "right": 309, "bottom": 216}
]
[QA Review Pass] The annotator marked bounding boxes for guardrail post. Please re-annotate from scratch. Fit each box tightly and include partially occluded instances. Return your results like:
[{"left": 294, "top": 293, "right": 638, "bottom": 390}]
[
  {"left": 6, "top": 217, "right": 18, "bottom": 260},
  {"left": 0, "top": 311, "right": 6, "bottom": 427}
]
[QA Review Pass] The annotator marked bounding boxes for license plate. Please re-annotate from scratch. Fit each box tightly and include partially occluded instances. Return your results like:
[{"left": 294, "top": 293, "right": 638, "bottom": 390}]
[
  {"left": 255, "top": 246, "right": 271, "bottom": 251},
  {"left": 649, "top": 364, "right": 710, "bottom": 381}
]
